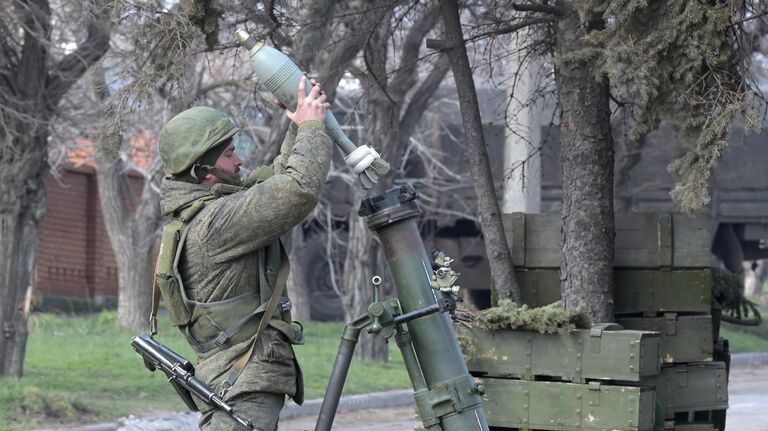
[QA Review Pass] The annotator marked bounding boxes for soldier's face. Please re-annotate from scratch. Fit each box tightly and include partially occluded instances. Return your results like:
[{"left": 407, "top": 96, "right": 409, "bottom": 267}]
[{"left": 213, "top": 143, "right": 242, "bottom": 179}]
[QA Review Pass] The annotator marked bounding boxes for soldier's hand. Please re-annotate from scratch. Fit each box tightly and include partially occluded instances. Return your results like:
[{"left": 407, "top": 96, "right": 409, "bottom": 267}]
[{"left": 284, "top": 76, "right": 330, "bottom": 125}]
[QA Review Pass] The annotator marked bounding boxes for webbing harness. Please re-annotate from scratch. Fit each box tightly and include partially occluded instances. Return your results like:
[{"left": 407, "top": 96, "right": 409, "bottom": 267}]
[{"left": 149, "top": 185, "right": 293, "bottom": 398}]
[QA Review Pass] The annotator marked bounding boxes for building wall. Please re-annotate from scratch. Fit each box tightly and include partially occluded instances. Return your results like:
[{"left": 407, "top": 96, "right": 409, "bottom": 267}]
[{"left": 36, "top": 165, "right": 119, "bottom": 305}]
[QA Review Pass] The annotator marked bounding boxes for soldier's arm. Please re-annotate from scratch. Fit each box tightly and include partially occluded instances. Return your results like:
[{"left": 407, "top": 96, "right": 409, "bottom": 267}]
[
  {"left": 272, "top": 76, "right": 325, "bottom": 174},
  {"left": 271, "top": 123, "right": 298, "bottom": 174},
  {"left": 204, "top": 121, "right": 332, "bottom": 261}
]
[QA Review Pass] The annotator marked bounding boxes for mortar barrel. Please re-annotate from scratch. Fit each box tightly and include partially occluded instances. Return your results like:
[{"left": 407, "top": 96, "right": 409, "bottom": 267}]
[{"left": 360, "top": 185, "right": 488, "bottom": 431}]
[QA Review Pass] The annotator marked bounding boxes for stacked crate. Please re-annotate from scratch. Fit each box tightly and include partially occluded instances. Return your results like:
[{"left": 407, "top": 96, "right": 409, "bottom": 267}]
[
  {"left": 467, "top": 213, "right": 728, "bottom": 430},
  {"left": 466, "top": 324, "right": 661, "bottom": 430}
]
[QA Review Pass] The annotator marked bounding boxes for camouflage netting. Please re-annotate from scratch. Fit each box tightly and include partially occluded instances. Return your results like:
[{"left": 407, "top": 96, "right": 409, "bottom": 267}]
[
  {"left": 711, "top": 267, "right": 762, "bottom": 326},
  {"left": 454, "top": 300, "right": 592, "bottom": 357}
]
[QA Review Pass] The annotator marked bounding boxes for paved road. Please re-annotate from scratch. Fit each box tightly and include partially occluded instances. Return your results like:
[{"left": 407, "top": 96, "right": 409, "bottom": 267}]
[
  {"left": 725, "top": 366, "right": 768, "bottom": 431},
  {"left": 280, "top": 406, "right": 420, "bottom": 431}
]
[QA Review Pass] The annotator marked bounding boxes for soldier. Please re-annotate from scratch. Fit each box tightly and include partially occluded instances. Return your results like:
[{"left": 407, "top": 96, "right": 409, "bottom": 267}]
[{"left": 156, "top": 76, "right": 332, "bottom": 431}]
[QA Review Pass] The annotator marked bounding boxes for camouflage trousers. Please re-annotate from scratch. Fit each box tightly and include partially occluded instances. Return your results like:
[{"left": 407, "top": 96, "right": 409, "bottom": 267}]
[{"left": 199, "top": 392, "right": 285, "bottom": 431}]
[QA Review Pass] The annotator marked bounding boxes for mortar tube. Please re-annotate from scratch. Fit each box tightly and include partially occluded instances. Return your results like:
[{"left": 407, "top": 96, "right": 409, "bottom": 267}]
[
  {"left": 360, "top": 186, "right": 488, "bottom": 431},
  {"left": 314, "top": 316, "right": 369, "bottom": 431}
]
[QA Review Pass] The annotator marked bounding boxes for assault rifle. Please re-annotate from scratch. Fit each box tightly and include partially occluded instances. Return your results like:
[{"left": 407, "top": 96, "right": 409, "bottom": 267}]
[{"left": 131, "top": 334, "right": 257, "bottom": 431}]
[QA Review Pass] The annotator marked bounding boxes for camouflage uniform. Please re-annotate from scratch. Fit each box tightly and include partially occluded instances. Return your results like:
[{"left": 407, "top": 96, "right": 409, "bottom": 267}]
[{"left": 159, "top": 119, "right": 331, "bottom": 431}]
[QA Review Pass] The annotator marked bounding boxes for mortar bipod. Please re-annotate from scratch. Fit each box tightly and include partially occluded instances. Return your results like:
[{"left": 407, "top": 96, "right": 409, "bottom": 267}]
[{"left": 314, "top": 269, "right": 463, "bottom": 431}]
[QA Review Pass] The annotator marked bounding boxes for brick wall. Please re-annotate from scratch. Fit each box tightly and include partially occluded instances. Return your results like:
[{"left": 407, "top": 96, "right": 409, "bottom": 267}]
[{"left": 36, "top": 165, "right": 120, "bottom": 303}]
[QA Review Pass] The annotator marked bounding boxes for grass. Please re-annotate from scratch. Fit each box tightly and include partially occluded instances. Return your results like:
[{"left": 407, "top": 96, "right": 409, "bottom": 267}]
[
  {"left": 3, "top": 309, "right": 766, "bottom": 429},
  {"left": 721, "top": 322, "right": 768, "bottom": 353},
  {"left": 719, "top": 301, "right": 768, "bottom": 353},
  {"left": 0, "top": 312, "right": 411, "bottom": 430}
]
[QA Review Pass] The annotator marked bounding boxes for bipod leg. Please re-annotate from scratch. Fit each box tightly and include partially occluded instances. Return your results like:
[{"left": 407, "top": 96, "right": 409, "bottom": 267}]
[
  {"left": 394, "top": 323, "right": 427, "bottom": 392},
  {"left": 314, "top": 314, "right": 370, "bottom": 431}
]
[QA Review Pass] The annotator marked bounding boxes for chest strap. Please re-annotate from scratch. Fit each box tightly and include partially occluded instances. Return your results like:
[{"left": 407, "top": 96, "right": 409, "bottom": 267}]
[{"left": 217, "top": 246, "right": 289, "bottom": 398}]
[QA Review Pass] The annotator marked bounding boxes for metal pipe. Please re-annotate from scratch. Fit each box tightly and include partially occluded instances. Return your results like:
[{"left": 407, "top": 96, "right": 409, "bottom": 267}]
[
  {"left": 314, "top": 316, "right": 369, "bottom": 431},
  {"left": 394, "top": 304, "right": 441, "bottom": 324},
  {"left": 395, "top": 324, "right": 428, "bottom": 392},
  {"left": 359, "top": 185, "right": 489, "bottom": 431}
]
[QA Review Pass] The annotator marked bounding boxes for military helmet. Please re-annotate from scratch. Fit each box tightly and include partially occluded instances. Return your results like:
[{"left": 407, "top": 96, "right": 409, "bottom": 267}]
[{"left": 159, "top": 107, "right": 240, "bottom": 175}]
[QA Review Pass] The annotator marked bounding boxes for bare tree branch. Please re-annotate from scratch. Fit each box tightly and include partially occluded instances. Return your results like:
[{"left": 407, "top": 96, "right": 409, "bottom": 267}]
[
  {"left": 47, "top": 0, "right": 112, "bottom": 106},
  {"left": 399, "top": 54, "right": 450, "bottom": 141},
  {"left": 730, "top": 10, "right": 768, "bottom": 27},
  {"left": 512, "top": 2, "right": 564, "bottom": 16},
  {"left": 465, "top": 17, "right": 554, "bottom": 43},
  {"left": 196, "top": 79, "right": 249, "bottom": 98},
  {"left": 389, "top": 1, "right": 442, "bottom": 100}
]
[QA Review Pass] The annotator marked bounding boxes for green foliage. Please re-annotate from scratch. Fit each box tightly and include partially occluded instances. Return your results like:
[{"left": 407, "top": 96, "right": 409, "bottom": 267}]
[
  {"left": 8, "top": 387, "right": 92, "bottom": 423},
  {"left": 0, "top": 313, "right": 410, "bottom": 430},
  {"left": 100, "top": 2, "right": 205, "bottom": 153},
  {"left": 180, "top": 0, "right": 222, "bottom": 51},
  {"left": 573, "top": 0, "right": 757, "bottom": 212},
  {"left": 462, "top": 300, "right": 592, "bottom": 333},
  {"left": 712, "top": 267, "right": 763, "bottom": 325},
  {"left": 721, "top": 309, "right": 768, "bottom": 353},
  {"left": 454, "top": 300, "right": 592, "bottom": 358}
]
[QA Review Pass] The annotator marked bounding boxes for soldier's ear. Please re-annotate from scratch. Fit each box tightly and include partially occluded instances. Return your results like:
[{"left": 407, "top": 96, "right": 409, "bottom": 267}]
[{"left": 199, "top": 172, "right": 216, "bottom": 185}]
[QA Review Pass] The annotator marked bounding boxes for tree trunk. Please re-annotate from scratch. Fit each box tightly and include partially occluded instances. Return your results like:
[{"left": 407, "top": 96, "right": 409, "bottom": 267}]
[
  {"left": 438, "top": 0, "right": 521, "bottom": 303},
  {"left": 555, "top": 2, "right": 615, "bottom": 323},
  {"left": 95, "top": 152, "right": 162, "bottom": 331},
  {"left": 0, "top": 0, "right": 111, "bottom": 376},
  {"left": 115, "top": 244, "right": 155, "bottom": 330},
  {"left": 0, "top": 141, "right": 47, "bottom": 378},
  {"left": 340, "top": 187, "right": 388, "bottom": 361}
]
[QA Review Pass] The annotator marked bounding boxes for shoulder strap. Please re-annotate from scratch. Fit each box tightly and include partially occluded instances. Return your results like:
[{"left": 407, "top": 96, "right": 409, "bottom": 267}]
[
  {"left": 218, "top": 246, "right": 290, "bottom": 397},
  {"left": 149, "top": 197, "right": 213, "bottom": 336}
]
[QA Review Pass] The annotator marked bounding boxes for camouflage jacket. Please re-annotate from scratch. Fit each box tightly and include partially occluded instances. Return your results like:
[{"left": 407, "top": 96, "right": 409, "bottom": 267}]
[{"left": 159, "top": 120, "right": 331, "bottom": 402}]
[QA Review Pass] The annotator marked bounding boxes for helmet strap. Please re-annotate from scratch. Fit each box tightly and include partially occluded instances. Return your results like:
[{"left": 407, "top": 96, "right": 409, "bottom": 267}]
[{"left": 194, "top": 163, "right": 242, "bottom": 187}]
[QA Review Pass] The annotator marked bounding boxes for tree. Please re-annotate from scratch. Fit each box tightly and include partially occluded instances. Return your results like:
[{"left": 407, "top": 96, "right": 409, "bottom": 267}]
[
  {"left": 552, "top": 2, "right": 615, "bottom": 323},
  {"left": 0, "top": 0, "right": 112, "bottom": 377},
  {"left": 92, "top": 64, "right": 166, "bottom": 330},
  {"left": 94, "top": 132, "right": 164, "bottom": 330},
  {"left": 449, "top": 0, "right": 761, "bottom": 322},
  {"left": 342, "top": 0, "right": 452, "bottom": 361},
  {"left": 279, "top": 0, "right": 371, "bottom": 322},
  {"left": 48, "top": 64, "right": 167, "bottom": 332},
  {"left": 436, "top": 0, "right": 522, "bottom": 304}
]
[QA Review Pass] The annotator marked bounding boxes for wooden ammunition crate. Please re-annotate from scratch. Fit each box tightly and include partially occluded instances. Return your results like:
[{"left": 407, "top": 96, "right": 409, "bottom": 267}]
[
  {"left": 653, "top": 362, "right": 728, "bottom": 422},
  {"left": 464, "top": 325, "right": 660, "bottom": 382},
  {"left": 670, "top": 425, "right": 720, "bottom": 431},
  {"left": 478, "top": 377, "right": 656, "bottom": 430},
  {"left": 505, "top": 213, "right": 711, "bottom": 269},
  {"left": 515, "top": 269, "right": 712, "bottom": 315},
  {"left": 617, "top": 315, "right": 713, "bottom": 364}
]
